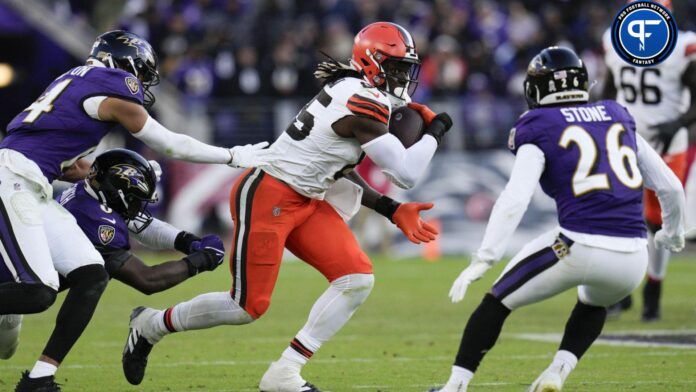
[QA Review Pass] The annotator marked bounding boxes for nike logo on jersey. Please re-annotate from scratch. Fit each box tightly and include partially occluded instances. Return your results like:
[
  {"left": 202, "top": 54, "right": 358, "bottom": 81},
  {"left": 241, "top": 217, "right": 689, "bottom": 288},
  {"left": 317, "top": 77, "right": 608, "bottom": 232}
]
[
  {"left": 101, "top": 217, "right": 117, "bottom": 224},
  {"left": 369, "top": 91, "right": 380, "bottom": 98}
]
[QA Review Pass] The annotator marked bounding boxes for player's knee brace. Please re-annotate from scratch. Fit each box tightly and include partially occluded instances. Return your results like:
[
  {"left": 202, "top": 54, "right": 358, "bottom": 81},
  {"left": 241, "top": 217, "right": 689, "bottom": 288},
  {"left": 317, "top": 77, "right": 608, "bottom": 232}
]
[
  {"left": 0, "top": 282, "right": 57, "bottom": 314},
  {"left": 331, "top": 273, "right": 374, "bottom": 307}
]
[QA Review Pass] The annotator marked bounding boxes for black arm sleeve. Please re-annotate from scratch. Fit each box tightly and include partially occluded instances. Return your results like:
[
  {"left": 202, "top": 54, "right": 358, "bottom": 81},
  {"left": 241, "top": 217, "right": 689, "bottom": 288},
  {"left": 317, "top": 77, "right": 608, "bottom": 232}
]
[{"left": 95, "top": 245, "right": 133, "bottom": 277}]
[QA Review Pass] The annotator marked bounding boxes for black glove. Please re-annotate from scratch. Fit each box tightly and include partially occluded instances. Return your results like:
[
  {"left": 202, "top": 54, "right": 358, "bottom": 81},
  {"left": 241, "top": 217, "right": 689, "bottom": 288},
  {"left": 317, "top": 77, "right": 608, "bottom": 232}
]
[
  {"left": 424, "top": 113, "right": 453, "bottom": 145},
  {"left": 174, "top": 231, "right": 201, "bottom": 254},
  {"left": 651, "top": 119, "right": 683, "bottom": 154}
]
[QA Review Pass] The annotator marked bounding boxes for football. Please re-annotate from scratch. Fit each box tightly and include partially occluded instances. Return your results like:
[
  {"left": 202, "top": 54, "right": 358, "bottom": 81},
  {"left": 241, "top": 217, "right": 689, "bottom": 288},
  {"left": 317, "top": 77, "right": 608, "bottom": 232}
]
[{"left": 389, "top": 105, "right": 425, "bottom": 148}]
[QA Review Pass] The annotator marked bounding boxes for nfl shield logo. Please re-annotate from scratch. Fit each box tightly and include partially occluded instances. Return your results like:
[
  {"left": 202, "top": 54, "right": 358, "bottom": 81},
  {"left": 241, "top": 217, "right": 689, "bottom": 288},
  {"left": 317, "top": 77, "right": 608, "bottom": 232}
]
[
  {"left": 272, "top": 207, "right": 281, "bottom": 217},
  {"left": 99, "top": 225, "right": 115, "bottom": 245}
]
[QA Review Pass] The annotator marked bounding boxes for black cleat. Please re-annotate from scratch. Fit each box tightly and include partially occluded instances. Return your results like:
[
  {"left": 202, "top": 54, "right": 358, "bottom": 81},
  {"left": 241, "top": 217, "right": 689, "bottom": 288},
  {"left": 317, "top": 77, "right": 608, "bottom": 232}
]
[
  {"left": 15, "top": 371, "right": 61, "bottom": 392},
  {"left": 122, "top": 306, "right": 154, "bottom": 385},
  {"left": 642, "top": 280, "right": 661, "bottom": 322},
  {"left": 607, "top": 295, "right": 633, "bottom": 319}
]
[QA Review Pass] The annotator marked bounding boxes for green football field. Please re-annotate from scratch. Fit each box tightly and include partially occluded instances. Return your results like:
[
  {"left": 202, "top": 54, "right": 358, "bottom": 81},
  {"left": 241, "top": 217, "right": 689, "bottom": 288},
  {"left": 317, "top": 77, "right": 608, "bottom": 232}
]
[{"left": 2, "top": 254, "right": 695, "bottom": 391}]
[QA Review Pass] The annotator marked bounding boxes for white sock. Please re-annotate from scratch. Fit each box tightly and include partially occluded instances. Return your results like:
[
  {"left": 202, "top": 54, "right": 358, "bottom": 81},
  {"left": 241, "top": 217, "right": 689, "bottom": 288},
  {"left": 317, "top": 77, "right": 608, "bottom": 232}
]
[
  {"left": 280, "top": 274, "right": 374, "bottom": 367},
  {"left": 29, "top": 361, "right": 57, "bottom": 379},
  {"left": 444, "top": 365, "right": 474, "bottom": 389},
  {"left": 549, "top": 350, "right": 577, "bottom": 382},
  {"left": 148, "top": 292, "right": 254, "bottom": 342},
  {"left": 647, "top": 231, "right": 670, "bottom": 279}
]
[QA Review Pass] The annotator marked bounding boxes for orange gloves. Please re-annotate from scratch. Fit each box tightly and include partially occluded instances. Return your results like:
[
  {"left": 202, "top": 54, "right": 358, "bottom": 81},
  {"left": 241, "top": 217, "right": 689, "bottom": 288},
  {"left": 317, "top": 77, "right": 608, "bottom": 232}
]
[
  {"left": 408, "top": 102, "right": 437, "bottom": 125},
  {"left": 392, "top": 202, "right": 439, "bottom": 244}
]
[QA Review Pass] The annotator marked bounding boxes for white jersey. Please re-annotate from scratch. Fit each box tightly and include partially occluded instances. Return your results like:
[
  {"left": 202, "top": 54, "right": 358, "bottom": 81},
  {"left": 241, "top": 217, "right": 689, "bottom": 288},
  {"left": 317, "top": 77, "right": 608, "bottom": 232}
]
[
  {"left": 259, "top": 77, "right": 392, "bottom": 199},
  {"left": 603, "top": 29, "right": 696, "bottom": 153}
]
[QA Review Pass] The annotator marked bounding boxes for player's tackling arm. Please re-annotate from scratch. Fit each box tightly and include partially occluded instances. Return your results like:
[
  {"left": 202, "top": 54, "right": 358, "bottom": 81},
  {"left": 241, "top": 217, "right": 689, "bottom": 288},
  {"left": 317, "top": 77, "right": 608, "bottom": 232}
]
[
  {"left": 636, "top": 134, "right": 686, "bottom": 247},
  {"left": 97, "top": 97, "right": 267, "bottom": 166}
]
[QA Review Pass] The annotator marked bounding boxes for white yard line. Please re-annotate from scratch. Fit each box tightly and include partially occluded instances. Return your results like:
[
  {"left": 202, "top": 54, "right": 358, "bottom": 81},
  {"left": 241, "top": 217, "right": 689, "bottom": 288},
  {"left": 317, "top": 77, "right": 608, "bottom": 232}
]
[{"left": 508, "top": 330, "right": 696, "bottom": 349}]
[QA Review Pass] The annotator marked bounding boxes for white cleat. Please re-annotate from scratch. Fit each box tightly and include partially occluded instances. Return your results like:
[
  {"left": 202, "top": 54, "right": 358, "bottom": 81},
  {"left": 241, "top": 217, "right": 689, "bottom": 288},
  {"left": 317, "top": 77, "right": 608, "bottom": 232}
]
[
  {"left": 0, "top": 314, "right": 22, "bottom": 360},
  {"left": 528, "top": 370, "right": 563, "bottom": 392},
  {"left": 259, "top": 361, "right": 322, "bottom": 392}
]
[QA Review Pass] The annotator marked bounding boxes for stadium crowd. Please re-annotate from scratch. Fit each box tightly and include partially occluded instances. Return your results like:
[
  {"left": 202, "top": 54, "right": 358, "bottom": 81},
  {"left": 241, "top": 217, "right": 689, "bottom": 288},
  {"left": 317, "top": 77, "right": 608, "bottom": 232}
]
[{"left": 31, "top": 0, "right": 696, "bottom": 149}]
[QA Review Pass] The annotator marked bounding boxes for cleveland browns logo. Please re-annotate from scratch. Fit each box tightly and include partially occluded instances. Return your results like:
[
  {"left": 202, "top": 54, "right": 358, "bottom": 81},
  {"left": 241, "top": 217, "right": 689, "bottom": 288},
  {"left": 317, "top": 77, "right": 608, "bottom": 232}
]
[
  {"left": 110, "top": 164, "right": 150, "bottom": 194},
  {"left": 98, "top": 225, "right": 115, "bottom": 245},
  {"left": 125, "top": 77, "right": 140, "bottom": 95}
]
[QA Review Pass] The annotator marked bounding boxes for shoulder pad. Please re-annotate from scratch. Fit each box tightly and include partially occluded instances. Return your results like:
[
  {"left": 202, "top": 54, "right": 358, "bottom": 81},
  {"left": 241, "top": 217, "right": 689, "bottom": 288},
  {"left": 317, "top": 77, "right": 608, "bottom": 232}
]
[{"left": 85, "top": 67, "right": 144, "bottom": 104}]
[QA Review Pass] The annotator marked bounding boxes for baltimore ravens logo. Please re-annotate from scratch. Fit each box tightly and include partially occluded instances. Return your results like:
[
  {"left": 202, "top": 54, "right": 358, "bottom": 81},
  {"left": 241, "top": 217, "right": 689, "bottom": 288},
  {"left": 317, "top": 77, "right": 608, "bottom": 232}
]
[
  {"left": 98, "top": 225, "right": 115, "bottom": 245},
  {"left": 110, "top": 164, "right": 150, "bottom": 194},
  {"left": 125, "top": 77, "right": 140, "bottom": 95}
]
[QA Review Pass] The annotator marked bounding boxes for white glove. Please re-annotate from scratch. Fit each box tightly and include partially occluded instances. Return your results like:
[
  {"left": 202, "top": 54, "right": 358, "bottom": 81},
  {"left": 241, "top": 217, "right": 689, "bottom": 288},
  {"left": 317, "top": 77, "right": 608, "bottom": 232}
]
[
  {"left": 448, "top": 257, "right": 492, "bottom": 303},
  {"left": 228, "top": 142, "right": 270, "bottom": 168},
  {"left": 654, "top": 229, "right": 685, "bottom": 252}
]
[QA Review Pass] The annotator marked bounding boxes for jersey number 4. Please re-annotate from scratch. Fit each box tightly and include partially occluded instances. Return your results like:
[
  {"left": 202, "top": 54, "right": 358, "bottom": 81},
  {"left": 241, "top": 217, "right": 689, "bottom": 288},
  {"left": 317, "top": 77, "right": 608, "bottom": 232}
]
[
  {"left": 22, "top": 79, "right": 72, "bottom": 124},
  {"left": 559, "top": 123, "right": 643, "bottom": 196}
]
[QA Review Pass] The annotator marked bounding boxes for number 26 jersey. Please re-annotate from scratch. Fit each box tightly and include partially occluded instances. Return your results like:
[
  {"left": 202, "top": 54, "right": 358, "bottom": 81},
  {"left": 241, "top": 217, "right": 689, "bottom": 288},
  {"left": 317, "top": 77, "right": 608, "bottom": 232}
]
[
  {"left": 509, "top": 100, "right": 646, "bottom": 239},
  {"left": 259, "top": 77, "right": 392, "bottom": 199}
]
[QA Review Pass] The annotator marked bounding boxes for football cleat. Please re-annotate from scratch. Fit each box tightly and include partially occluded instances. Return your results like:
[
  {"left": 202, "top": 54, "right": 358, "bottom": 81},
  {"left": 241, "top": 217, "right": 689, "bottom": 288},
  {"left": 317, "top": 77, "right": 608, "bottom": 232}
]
[
  {"left": 0, "top": 314, "right": 22, "bottom": 360},
  {"left": 15, "top": 371, "right": 61, "bottom": 392},
  {"left": 259, "top": 361, "right": 322, "bottom": 392},
  {"left": 528, "top": 370, "right": 563, "bottom": 392},
  {"left": 122, "top": 306, "right": 158, "bottom": 385}
]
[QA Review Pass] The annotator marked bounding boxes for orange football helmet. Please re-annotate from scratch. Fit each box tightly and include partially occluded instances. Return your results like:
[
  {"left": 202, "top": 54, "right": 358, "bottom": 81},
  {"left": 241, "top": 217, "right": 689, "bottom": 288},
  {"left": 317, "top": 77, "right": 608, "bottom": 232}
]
[{"left": 351, "top": 22, "right": 420, "bottom": 100}]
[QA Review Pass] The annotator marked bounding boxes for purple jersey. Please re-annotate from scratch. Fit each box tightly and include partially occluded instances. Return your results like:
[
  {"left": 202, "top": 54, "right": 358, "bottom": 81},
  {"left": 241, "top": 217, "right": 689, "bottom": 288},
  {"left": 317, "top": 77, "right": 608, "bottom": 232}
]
[
  {"left": 509, "top": 100, "right": 646, "bottom": 238},
  {"left": 58, "top": 182, "right": 130, "bottom": 251},
  {"left": 2, "top": 66, "right": 144, "bottom": 182}
]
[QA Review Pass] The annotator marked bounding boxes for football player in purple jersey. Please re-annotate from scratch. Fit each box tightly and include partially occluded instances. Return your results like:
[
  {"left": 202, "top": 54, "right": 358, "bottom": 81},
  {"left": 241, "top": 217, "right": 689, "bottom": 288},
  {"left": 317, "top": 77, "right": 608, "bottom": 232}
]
[
  {"left": 430, "top": 47, "right": 686, "bottom": 392},
  {"left": 59, "top": 149, "right": 226, "bottom": 293},
  {"left": 0, "top": 30, "right": 265, "bottom": 391}
]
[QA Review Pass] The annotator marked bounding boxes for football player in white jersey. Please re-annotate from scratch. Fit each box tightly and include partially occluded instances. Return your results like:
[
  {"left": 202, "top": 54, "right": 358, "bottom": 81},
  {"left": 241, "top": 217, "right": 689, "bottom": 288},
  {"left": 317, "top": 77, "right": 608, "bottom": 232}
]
[
  {"left": 121, "top": 22, "right": 452, "bottom": 391},
  {"left": 602, "top": 0, "right": 696, "bottom": 321}
]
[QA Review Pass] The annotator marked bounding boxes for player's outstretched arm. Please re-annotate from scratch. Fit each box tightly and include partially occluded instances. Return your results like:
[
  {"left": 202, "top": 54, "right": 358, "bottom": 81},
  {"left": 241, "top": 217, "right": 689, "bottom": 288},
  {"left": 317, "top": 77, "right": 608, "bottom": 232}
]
[
  {"left": 449, "top": 143, "right": 544, "bottom": 303},
  {"left": 335, "top": 108, "right": 452, "bottom": 189},
  {"left": 636, "top": 135, "right": 686, "bottom": 252},
  {"left": 97, "top": 97, "right": 268, "bottom": 167},
  {"left": 344, "top": 171, "right": 438, "bottom": 244},
  {"left": 107, "top": 236, "right": 225, "bottom": 295}
]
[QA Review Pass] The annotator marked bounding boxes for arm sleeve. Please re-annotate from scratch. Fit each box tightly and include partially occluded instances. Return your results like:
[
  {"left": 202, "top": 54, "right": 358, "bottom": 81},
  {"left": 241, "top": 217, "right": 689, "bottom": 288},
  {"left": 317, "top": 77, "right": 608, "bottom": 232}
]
[
  {"left": 129, "top": 218, "right": 181, "bottom": 250},
  {"left": 132, "top": 116, "right": 232, "bottom": 164},
  {"left": 475, "top": 144, "right": 546, "bottom": 264},
  {"left": 636, "top": 134, "right": 685, "bottom": 237},
  {"left": 361, "top": 133, "right": 438, "bottom": 189}
]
